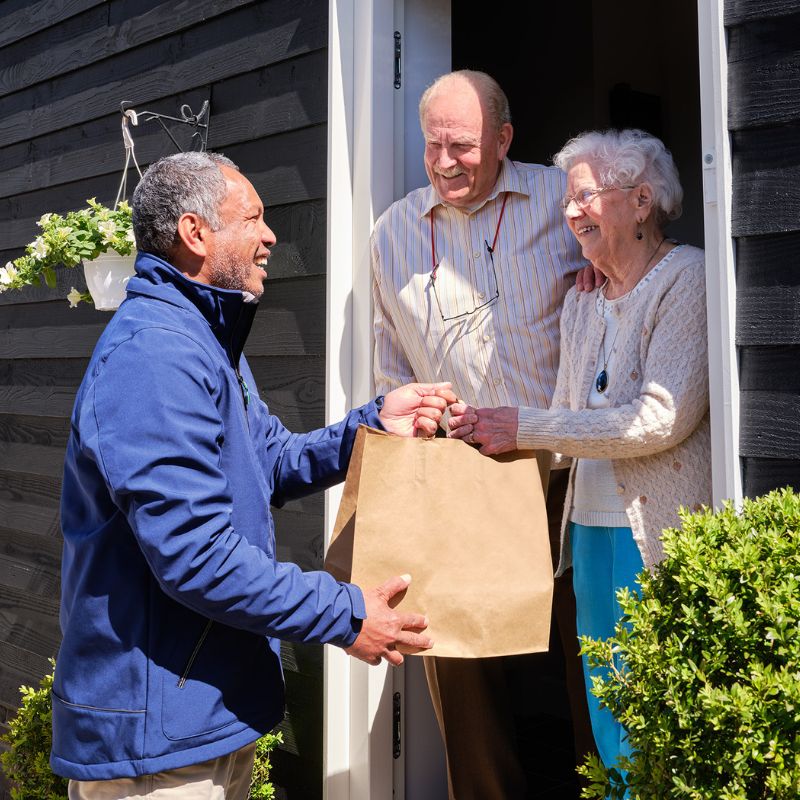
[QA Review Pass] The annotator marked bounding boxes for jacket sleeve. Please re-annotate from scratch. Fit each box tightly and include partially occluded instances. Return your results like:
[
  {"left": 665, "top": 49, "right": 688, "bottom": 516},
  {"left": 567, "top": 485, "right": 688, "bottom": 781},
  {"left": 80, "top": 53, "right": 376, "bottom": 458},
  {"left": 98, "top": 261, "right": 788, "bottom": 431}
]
[
  {"left": 517, "top": 262, "right": 709, "bottom": 459},
  {"left": 91, "top": 328, "right": 366, "bottom": 646}
]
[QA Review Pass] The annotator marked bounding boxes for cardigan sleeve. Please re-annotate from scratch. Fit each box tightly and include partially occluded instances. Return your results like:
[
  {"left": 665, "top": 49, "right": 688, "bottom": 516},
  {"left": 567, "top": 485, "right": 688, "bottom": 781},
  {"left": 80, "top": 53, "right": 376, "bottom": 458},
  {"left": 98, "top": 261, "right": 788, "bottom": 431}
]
[{"left": 517, "top": 261, "right": 708, "bottom": 459}]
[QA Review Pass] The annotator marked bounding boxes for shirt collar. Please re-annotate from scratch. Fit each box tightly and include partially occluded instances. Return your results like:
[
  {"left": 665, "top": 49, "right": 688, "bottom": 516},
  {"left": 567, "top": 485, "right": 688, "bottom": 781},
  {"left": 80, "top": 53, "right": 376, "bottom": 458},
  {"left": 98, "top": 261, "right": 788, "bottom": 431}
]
[{"left": 420, "top": 158, "right": 529, "bottom": 218}]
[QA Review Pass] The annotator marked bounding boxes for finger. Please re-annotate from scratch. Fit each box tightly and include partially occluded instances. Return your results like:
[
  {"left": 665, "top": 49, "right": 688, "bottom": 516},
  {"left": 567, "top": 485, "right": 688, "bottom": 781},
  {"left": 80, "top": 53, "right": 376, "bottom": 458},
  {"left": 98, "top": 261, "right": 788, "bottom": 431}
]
[
  {"left": 417, "top": 381, "right": 452, "bottom": 396},
  {"left": 398, "top": 612, "right": 428, "bottom": 631},
  {"left": 435, "top": 387, "right": 459, "bottom": 404},
  {"left": 415, "top": 406, "right": 443, "bottom": 420},
  {"left": 414, "top": 416, "right": 439, "bottom": 438},
  {"left": 448, "top": 424, "right": 472, "bottom": 440},
  {"left": 449, "top": 402, "right": 472, "bottom": 416},
  {"left": 448, "top": 413, "right": 477, "bottom": 430},
  {"left": 418, "top": 395, "right": 448, "bottom": 412},
  {"left": 384, "top": 649, "right": 405, "bottom": 666},
  {"left": 377, "top": 574, "right": 412, "bottom": 601},
  {"left": 395, "top": 630, "right": 434, "bottom": 650}
]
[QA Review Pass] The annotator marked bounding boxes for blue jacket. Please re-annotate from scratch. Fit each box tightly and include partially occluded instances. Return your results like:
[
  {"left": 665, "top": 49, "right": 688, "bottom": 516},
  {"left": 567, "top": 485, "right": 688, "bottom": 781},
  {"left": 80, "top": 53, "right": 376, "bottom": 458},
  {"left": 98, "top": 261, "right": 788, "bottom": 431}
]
[{"left": 52, "top": 253, "right": 380, "bottom": 780}]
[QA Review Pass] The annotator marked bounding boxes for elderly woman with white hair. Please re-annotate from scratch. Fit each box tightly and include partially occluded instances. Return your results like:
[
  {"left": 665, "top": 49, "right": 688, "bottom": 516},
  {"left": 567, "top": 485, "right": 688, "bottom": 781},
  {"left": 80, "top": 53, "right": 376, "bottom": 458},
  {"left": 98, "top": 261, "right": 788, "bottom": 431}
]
[{"left": 449, "top": 128, "right": 711, "bottom": 773}]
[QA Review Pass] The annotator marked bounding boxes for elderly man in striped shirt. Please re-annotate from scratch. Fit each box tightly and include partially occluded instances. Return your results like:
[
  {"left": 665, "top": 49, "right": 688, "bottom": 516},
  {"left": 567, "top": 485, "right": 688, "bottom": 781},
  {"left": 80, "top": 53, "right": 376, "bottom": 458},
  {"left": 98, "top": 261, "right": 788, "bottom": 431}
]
[{"left": 371, "top": 70, "right": 595, "bottom": 799}]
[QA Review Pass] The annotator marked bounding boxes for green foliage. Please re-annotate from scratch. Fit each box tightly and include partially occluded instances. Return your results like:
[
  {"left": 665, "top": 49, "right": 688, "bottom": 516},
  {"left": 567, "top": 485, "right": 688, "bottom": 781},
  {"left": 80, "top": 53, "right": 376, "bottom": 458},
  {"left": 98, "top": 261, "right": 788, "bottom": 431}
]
[
  {"left": 0, "top": 199, "right": 134, "bottom": 306},
  {"left": 0, "top": 659, "right": 68, "bottom": 800},
  {"left": 578, "top": 488, "right": 800, "bottom": 799},
  {"left": 1, "top": 660, "right": 282, "bottom": 799},
  {"left": 249, "top": 731, "right": 283, "bottom": 799}
]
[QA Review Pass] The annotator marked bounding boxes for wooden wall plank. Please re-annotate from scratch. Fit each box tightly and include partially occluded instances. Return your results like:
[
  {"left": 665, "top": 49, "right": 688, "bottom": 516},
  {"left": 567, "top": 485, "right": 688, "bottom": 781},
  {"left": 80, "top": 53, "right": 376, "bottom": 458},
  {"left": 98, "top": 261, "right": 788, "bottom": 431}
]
[
  {"left": 0, "top": 442, "right": 66, "bottom": 479},
  {"left": 739, "top": 346, "right": 800, "bottom": 394},
  {"left": 0, "top": 0, "right": 253, "bottom": 98},
  {"left": 0, "top": 0, "right": 326, "bottom": 148},
  {"left": 741, "top": 390, "right": 800, "bottom": 458},
  {"left": 727, "top": 16, "right": 800, "bottom": 129},
  {"left": 736, "top": 286, "right": 800, "bottom": 345},
  {"left": 249, "top": 356, "right": 324, "bottom": 431},
  {"left": 0, "top": 0, "right": 105, "bottom": 48},
  {"left": 736, "top": 230, "right": 800, "bottom": 287},
  {"left": 725, "top": 0, "right": 800, "bottom": 26},
  {"left": 730, "top": 123, "right": 800, "bottom": 236},
  {"left": 0, "top": 387, "right": 76, "bottom": 418},
  {"left": 743, "top": 457, "right": 800, "bottom": 497},
  {"left": 0, "top": 414, "right": 71, "bottom": 449}
]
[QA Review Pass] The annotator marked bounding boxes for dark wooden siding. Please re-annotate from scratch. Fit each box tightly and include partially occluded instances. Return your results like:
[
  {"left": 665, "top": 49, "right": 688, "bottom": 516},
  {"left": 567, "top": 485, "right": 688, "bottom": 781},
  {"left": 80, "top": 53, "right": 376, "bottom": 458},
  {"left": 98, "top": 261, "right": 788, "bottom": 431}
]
[
  {"left": 727, "top": 3, "right": 800, "bottom": 497},
  {"left": 0, "top": 1, "right": 328, "bottom": 795}
]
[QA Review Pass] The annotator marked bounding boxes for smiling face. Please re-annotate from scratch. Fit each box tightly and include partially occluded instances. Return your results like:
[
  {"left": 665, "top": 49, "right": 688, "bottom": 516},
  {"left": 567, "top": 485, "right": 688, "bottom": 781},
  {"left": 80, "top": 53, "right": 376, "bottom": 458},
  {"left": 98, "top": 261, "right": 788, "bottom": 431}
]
[
  {"left": 422, "top": 79, "right": 512, "bottom": 210},
  {"left": 563, "top": 161, "right": 640, "bottom": 272},
  {"left": 203, "top": 166, "right": 275, "bottom": 298}
]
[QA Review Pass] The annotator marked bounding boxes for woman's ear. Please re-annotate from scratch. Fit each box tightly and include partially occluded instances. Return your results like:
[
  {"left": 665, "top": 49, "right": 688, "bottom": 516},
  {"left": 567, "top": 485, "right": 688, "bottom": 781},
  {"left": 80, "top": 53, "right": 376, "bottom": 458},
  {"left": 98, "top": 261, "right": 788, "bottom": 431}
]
[{"left": 633, "top": 182, "right": 654, "bottom": 222}]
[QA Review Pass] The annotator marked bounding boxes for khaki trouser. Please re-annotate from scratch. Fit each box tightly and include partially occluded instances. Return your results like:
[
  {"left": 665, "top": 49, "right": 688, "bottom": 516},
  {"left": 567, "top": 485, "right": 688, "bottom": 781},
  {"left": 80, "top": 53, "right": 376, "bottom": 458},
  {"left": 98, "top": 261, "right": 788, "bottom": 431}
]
[{"left": 68, "top": 742, "right": 257, "bottom": 800}]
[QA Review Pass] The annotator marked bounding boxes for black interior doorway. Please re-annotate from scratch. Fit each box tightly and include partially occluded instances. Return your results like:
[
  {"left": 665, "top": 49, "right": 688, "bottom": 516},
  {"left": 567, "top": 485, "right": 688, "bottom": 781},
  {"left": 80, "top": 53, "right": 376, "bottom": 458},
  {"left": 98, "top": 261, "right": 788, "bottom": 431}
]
[{"left": 452, "top": 0, "right": 703, "bottom": 247}]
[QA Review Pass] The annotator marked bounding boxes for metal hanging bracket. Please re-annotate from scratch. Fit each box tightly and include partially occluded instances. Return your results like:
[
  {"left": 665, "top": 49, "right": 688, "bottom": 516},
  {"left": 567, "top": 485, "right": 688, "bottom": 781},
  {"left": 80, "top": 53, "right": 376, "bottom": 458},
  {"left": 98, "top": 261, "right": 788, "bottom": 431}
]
[{"left": 119, "top": 100, "right": 211, "bottom": 153}]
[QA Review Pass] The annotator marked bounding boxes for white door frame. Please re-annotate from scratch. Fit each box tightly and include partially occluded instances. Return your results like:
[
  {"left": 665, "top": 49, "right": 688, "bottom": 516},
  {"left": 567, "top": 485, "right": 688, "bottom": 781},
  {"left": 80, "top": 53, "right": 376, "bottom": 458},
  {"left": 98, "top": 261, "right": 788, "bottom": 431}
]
[
  {"left": 697, "top": 0, "right": 741, "bottom": 506},
  {"left": 324, "top": 2, "right": 396, "bottom": 799}
]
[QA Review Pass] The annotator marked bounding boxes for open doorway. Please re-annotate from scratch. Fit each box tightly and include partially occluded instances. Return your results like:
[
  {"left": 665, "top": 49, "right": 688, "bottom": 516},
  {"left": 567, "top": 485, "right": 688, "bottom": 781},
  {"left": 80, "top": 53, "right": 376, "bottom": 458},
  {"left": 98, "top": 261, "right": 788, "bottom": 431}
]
[{"left": 398, "top": 2, "right": 703, "bottom": 798}]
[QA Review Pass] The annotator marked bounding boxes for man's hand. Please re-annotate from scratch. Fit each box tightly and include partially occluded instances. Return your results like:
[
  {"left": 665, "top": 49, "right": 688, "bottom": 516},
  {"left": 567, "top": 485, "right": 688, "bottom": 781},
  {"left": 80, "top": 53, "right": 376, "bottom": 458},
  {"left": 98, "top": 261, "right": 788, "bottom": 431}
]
[
  {"left": 381, "top": 382, "right": 458, "bottom": 438},
  {"left": 448, "top": 402, "right": 519, "bottom": 456},
  {"left": 345, "top": 575, "right": 432, "bottom": 666},
  {"left": 575, "top": 263, "right": 605, "bottom": 292}
]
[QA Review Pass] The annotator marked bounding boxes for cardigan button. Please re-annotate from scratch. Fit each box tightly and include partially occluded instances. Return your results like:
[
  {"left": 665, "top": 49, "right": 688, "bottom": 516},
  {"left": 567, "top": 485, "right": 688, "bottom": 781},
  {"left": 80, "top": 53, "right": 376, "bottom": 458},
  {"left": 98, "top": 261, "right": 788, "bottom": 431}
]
[
  {"left": 616, "top": 484, "right": 625, "bottom": 495},
  {"left": 672, "top": 461, "right": 682, "bottom": 471},
  {"left": 639, "top": 495, "right": 648, "bottom": 504},
  {"left": 630, "top": 370, "right": 638, "bottom": 380}
]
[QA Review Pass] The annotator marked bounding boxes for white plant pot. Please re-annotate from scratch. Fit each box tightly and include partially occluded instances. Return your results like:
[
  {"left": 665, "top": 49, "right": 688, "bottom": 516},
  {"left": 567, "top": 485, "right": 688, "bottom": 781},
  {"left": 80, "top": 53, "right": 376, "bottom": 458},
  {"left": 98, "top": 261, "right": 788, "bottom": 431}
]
[{"left": 83, "top": 251, "right": 136, "bottom": 311}]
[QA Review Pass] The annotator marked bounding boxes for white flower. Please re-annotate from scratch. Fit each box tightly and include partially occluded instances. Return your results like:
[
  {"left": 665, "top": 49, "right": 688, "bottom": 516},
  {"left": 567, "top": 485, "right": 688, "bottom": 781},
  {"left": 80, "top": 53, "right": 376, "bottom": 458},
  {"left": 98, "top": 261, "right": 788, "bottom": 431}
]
[
  {"left": 0, "top": 263, "right": 17, "bottom": 285},
  {"left": 97, "top": 219, "right": 117, "bottom": 244},
  {"left": 126, "top": 228, "right": 136, "bottom": 245},
  {"left": 67, "top": 287, "right": 82, "bottom": 308},
  {"left": 37, "top": 213, "right": 52, "bottom": 228},
  {"left": 31, "top": 236, "right": 48, "bottom": 260}
]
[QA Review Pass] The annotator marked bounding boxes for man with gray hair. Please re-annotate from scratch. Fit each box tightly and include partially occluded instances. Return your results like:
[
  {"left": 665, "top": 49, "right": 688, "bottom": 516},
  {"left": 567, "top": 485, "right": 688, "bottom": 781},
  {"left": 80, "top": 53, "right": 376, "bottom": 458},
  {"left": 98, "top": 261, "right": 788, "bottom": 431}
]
[
  {"left": 372, "top": 70, "right": 596, "bottom": 797},
  {"left": 52, "top": 151, "right": 455, "bottom": 798}
]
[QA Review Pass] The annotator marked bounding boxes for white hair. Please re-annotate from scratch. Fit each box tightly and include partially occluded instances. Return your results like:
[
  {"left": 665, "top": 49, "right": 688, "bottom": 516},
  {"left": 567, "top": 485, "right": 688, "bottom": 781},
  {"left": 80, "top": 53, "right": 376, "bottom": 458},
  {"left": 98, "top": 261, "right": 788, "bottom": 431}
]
[
  {"left": 418, "top": 70, "right": 511, "bottom": 132},
  {"left": 553, "top": 129, "right": 683, "bottom": 226}
]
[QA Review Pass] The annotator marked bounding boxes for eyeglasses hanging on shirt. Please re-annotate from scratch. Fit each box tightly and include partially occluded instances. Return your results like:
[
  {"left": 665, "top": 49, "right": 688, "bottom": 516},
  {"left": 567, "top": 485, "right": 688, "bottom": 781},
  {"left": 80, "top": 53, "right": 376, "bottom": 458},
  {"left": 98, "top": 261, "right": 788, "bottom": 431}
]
[{"left": 429, "top": 192, "right": 509, "bottom": 322}]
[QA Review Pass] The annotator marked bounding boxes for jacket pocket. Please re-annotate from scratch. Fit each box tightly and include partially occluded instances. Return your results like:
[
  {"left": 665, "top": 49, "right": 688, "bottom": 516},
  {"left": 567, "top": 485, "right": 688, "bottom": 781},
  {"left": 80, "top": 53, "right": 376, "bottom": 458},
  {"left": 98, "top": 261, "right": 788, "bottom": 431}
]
[{"left": 51, "top": 691, "right": 145, "bottom": 766}]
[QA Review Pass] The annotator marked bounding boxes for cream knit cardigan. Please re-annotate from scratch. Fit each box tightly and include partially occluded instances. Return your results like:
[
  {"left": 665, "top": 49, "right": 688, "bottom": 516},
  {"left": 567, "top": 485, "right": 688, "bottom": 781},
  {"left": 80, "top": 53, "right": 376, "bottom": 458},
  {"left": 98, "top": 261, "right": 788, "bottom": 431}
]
[{"left": 516, "top": 244, "right": 711, "bottom": 573}]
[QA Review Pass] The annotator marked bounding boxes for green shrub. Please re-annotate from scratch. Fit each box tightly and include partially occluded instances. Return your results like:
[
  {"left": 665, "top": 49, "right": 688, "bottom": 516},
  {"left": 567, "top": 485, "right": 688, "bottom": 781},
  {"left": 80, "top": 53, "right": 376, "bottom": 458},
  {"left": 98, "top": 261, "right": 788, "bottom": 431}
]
[
  {"left": 0, "top": 659, "right": 67, "bottom": 800},
  {"left": 1, "top": 660, "right": 282, "bottom": 799},
  {"left": 579, "top": 488, "right": 800, "bottom": 799}
]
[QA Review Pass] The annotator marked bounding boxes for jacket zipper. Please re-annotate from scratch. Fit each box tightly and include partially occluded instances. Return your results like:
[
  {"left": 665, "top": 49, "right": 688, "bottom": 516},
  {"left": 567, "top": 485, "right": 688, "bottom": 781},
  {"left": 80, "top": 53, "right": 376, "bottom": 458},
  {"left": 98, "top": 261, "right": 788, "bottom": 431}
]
[{"left": 178, "top": 619, "right": 213, "bottom": 688}]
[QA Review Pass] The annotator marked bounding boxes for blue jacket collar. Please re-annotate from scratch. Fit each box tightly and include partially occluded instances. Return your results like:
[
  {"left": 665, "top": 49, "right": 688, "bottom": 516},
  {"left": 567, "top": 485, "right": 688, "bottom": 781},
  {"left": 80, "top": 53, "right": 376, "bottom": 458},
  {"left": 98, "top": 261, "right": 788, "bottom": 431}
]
[{"left": 126, "top": 252, "right": 258, "bottom": 363}]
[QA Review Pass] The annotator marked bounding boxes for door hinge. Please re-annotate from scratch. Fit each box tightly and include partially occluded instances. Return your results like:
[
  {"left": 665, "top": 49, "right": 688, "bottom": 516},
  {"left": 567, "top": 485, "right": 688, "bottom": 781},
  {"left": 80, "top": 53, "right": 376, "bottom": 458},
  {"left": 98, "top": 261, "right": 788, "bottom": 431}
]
[
  {"left": 393, "top": 691, "right": 402, "bottom": 758},
  {"left": 394, "top": 31, "right": 402, "bottom": 89}
]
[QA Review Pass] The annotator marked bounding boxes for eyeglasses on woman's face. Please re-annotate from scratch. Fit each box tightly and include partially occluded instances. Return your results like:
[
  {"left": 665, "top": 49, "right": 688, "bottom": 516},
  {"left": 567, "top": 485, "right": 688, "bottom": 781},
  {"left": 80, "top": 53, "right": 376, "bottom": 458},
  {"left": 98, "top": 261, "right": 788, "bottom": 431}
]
[{"left": 560, "top": 185, "right": 636, "bottom": 212}]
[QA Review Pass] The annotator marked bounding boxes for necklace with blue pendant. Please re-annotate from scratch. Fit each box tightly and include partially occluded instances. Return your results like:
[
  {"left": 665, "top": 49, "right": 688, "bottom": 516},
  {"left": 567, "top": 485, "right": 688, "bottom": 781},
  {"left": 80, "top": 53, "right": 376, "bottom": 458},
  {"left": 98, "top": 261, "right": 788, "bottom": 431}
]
[{"left": 596, "top": 289, "right": 621, "bottom": 394}]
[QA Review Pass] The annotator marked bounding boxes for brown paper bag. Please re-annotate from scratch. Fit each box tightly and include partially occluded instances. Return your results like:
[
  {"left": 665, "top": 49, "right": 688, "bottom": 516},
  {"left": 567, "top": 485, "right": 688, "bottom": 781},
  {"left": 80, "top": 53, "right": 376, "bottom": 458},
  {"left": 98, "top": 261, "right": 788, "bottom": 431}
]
[{"left": 325, "top": 425, "right": 553, "bottom": 658}]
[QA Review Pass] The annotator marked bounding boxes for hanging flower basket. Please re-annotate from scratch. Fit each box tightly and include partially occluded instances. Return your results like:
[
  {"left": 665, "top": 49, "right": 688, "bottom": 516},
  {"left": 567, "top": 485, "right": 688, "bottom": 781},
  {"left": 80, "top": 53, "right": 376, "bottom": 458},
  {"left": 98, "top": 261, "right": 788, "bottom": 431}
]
[
  {"left": 81, "top": 250, "right": 136, "bottom": 311},
  {"left": 0, "top": 199, "right": 136, "bottom": 308}
]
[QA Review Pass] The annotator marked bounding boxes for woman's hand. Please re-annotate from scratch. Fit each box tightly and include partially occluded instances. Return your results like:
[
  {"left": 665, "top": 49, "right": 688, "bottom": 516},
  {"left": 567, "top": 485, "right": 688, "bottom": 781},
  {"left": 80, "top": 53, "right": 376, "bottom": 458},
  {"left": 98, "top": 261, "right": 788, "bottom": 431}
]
[{"left": 448, "top": 403, "right": 519, "bottom": 456}]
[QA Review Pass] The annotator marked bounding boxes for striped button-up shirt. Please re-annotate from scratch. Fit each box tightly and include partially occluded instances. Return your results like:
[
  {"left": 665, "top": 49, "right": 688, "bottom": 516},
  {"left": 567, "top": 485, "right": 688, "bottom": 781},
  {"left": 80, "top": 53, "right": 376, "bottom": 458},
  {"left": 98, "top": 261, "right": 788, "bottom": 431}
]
[{"left": 372, "top": 159, "right": 585, "bottom": 409}]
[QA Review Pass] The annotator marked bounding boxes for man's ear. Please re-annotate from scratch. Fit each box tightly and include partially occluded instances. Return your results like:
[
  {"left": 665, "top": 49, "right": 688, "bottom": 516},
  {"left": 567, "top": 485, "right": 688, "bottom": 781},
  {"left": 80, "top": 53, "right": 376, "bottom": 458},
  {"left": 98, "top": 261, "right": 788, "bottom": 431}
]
[
  {"left": 176, "top": 213, "right": 209, "bottom": 258},
  {"left": 497, "top": 122, "right": 514, "bottom": 161}
]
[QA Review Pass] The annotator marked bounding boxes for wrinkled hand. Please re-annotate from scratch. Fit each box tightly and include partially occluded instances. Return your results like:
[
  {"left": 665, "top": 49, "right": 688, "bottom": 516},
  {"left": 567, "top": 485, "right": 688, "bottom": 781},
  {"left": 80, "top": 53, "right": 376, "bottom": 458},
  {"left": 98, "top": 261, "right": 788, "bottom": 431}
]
[
  {"left": 448, "top": 403, "right": 519, "bottom": 456},
  {"left": 381, "top": 382, "right": 458, "bottom": 438},
  {"left": 345, "top": 575, "right": 432, "bottom": 666},
  {"left": 575, "top": 264, "right": 605, "bottom": 293}
]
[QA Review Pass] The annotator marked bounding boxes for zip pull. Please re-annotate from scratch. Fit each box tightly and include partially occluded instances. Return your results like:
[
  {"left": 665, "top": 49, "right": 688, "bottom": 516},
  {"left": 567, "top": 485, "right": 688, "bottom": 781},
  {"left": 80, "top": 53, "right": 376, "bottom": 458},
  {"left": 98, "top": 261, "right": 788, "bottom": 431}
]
[{"left": 237, "top": 373, "right": 250, "bottom": 409}]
